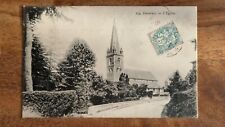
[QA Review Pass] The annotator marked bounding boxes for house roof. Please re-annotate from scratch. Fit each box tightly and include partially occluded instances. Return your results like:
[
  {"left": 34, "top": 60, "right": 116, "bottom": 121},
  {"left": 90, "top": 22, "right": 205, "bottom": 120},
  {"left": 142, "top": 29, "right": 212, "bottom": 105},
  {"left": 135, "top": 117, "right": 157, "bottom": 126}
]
[
  {"left": 123, "top": 69, "right": 157, "bottom": 81},
  {"left": 147, "top": 82, "right": 161, "bottom": 88}
]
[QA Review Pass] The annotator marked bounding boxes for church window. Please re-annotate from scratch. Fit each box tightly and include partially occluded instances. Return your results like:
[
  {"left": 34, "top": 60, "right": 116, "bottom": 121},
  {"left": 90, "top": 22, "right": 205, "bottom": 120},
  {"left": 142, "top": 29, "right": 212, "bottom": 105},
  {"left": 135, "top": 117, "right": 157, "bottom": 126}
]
[
  {"left": 117, "top": 58, "right": 120, "bottom": 63},
  {"left": 117, "top": 67, "right": 121, "bottom": 71},
  {"left": 109, "top": 68, "right": 113, "bottom": 72},
  {"left": 120, "top": 49, "right": 123, "bottom": 54},
  {"left": 109, "top": 58, "right": 114, "bottom": 65}
]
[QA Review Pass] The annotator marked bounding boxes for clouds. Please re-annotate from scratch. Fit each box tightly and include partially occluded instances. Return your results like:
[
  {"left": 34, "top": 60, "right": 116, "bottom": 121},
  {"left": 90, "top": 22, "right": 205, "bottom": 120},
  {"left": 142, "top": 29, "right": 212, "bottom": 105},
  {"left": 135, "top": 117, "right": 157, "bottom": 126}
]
[{"left": 34, "top": 6, "right": 197, "bottom": 86}]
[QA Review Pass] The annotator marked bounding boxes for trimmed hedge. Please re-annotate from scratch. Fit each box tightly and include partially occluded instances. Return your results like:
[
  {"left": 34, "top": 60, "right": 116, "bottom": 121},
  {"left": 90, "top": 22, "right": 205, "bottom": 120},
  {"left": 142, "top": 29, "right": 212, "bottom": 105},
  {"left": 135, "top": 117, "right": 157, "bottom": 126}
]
[{"left": 23, "top": 90, "right": 87, "bottom": 117}]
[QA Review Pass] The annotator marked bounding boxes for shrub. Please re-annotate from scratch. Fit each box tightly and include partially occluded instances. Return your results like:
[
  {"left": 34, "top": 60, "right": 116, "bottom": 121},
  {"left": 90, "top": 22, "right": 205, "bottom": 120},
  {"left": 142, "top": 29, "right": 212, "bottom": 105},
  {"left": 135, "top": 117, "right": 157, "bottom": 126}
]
[
  {"left": 161, "top": 88, "right": 197, "bottom": 117},
  {"left": 136, "top": 84, "right": 148, "bottom": 97},
  {"left": 23, "top": 90, "right": 87, "bottom": 117},
  {"left": 89, "top": 95, "right": 105, "bottom": 105}
]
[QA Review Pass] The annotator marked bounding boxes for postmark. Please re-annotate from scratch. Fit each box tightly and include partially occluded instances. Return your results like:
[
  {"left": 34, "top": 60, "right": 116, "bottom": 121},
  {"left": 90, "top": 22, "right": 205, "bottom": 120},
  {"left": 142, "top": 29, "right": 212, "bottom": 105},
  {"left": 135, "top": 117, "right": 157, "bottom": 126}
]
[{"left": 148, "top": 21, "right": 183, "bottom": 56}]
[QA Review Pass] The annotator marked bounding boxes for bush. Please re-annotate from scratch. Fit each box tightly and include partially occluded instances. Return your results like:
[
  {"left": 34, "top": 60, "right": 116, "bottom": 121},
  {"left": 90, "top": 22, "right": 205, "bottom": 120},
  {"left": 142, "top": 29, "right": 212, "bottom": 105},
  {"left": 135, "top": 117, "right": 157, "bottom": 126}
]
[
  {"left": 161, "top": 88, "right": 197, "bottom": 117},
  {"left": 23, "top": 90, "right": 87, "bottom": 117},
  {"left": 90, "top": 95, "right": 104, "bottom": 105},
  {"left": 136, "top": 84, "right": 148, "bottom": 97}
]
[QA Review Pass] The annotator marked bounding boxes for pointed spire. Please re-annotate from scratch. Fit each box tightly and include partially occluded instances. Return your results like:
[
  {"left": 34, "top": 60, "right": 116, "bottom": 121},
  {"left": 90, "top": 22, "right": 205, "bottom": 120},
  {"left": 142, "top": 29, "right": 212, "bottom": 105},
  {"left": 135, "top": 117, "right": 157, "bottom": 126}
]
[{"left": 110, "top": 19, "right": 120, "bottom": 52}]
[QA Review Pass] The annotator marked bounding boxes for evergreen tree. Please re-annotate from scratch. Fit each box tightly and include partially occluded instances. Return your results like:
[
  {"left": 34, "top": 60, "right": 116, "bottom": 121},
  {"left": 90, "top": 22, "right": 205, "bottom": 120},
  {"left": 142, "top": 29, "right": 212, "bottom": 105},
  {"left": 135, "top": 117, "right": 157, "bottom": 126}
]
[
  {"left": 58, "top": 39, "right": 96, "bottom": 90},
  {"left": 185, "top": 65, "right": 197, "bottom": 89},
  {"left": 118, "top": 73, "right": 130, "bottom": 99},
  {"left": 119, "top": 73, "right": 129, "bottom": 83},
  {"left": 167, "top": 71, "right": 182, "bottom": 96},
  {"left": 31, "top": 37, "right": 55, "bottom": 91}
]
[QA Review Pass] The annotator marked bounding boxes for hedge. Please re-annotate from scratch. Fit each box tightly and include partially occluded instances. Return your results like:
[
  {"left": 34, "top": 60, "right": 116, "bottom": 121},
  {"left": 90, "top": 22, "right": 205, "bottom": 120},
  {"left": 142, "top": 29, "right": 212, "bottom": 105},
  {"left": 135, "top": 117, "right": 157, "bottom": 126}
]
[{"left": 23, "top": 90, "right": 88, "bottom": 117}]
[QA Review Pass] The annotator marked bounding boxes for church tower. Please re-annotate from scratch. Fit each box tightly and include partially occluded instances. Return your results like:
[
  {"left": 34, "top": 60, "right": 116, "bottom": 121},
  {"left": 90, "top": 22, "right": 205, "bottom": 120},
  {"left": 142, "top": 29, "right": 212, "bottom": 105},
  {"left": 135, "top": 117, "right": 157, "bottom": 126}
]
[{"left": 106, "top": 21, "right": 124, "bottom": 82}]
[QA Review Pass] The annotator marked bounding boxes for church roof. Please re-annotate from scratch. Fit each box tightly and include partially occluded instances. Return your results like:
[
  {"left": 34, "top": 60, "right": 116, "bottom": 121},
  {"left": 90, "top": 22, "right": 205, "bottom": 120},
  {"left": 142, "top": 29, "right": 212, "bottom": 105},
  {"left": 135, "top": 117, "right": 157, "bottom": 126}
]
[
  {"left": 123, "top": 69, "right": 157, "bottom": 81},
  {"left": 110, "top": 20, "right": 120, "bottom": 52}
]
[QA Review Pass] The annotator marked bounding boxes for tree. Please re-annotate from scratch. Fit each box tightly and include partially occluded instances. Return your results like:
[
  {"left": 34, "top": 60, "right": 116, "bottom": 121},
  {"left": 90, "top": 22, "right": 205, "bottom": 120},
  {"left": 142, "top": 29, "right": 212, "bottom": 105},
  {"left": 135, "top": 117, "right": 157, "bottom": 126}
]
[
  {"left": 104, "top": 81, "right": 119, "bottom": 103},
  {"left": 89, "top": 76, "right": 107, "bottom": 105},
  {"left": 167, "top": 71, "right": 183, "bottom": 96},
  {"left": 162, "top": 68, "right": 197, "bottom": 118},
  {"left": 185, "top": 66, "right": 197, "bottom": 89},
  {"left": 58, "top": 39, "right": 96, "bottom": 90},
  {"left": 91, "top": 75, "right": 105, "bottom": 91},
  {"left": 117, "top": 82, "right": 128, "bottom": 99},
  {"left": 136, "top": 84, "right": 148, "bottom": 97},
  {"left": 24, "top": 7, "right": 58, "bottom": 91},
  {"left": 126, "top": 84, "right": 137, "bottom": 97},
  {"left": 31, "top": 37, "right": 55, "bottom": 91},
  {"left": 119, "top": 73, "right": 129, "bottom": 83}
]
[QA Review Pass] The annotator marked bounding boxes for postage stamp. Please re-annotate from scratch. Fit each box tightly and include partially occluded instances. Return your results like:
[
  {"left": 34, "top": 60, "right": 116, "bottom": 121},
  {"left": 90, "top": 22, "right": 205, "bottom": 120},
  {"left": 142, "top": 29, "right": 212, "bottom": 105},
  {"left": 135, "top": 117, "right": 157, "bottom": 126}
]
[{"left": 148, "top": 21, "right": 183, "bottom": 55}]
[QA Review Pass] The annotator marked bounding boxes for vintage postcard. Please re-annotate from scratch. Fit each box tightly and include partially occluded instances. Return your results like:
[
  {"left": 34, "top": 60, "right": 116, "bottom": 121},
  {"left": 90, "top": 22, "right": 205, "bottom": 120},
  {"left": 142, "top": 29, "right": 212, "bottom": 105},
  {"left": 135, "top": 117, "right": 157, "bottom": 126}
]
[{"left": 22, "top": 6, "right": 197, "bottom": 118}]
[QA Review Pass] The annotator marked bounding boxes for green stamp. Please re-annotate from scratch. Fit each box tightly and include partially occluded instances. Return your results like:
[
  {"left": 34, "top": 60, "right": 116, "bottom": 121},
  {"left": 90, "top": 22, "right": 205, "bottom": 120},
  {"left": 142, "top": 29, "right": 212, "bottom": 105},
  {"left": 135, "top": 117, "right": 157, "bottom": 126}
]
[{"left": 149, "top": 22, "right": 183, "bottom": 55}]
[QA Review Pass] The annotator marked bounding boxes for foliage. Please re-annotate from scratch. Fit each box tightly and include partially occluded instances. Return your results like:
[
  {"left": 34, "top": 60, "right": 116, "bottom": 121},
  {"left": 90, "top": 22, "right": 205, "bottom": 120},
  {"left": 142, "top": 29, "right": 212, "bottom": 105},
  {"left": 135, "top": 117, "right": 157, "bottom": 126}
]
[
  {"left": 117, "top": 81, "right": 129, "bottom": 99},
  {"left": 57, "top": 39, "right": 96, "bottom": 90},
  {"left": 89, "top": 76, "right": 107, "bottom": 105},
  {"left": 31, "top": 37, "right": 55, "bottom": 91},
  {"left": 167, "top": 71, "right": 183, "bottom": 96},
  {"left": 136, "top": 84, "right": 148, "bottom": 97},
  {"left": 126, "top": 84, "right": 138, "bottom": 97},
  {"left": 89, "top": 79, "right": 119, "bottom": 105},
  {"left": 119, "top": 73, "right": 129, "bottom": 83},
  {"left": 167, "top": 69, "right": 196, "bottom": 97},
  {"left": 161, "top": 67, "right": 197, "bottom": 117},
  {"left": 161, "top": 88, "right": 197, "bottom": 118},
  {"left": 104, "top": 81, "right": 119, "bottom": 103},
  {"left": 23, "top": 90, "right": 87, "bottom": 117},
  {"left": 24, "top": 6, "right": 59, "bottom": 92},
  {"left": 24, "top": 6, "right": 58, "bottom": 24},
  {"left": 185, "top": 67, "right": 197, "bottom": 89},
  {"left": 89, "top": 79, "right": 141, "bottom": 105}
]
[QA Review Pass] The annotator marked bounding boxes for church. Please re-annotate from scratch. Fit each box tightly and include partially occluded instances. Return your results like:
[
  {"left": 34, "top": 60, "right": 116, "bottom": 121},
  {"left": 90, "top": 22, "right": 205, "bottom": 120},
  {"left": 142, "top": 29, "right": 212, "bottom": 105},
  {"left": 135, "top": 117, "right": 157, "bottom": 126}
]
[{"left": 106, "top": 21, "right": 163, "bottom": 95}]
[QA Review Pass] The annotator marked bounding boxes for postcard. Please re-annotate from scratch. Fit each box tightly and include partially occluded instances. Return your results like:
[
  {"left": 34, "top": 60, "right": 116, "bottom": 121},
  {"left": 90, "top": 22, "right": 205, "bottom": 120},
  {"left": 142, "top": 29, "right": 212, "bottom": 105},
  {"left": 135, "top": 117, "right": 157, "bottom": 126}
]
[{"left": 22, "top": 6, "right": 197, "bottom": 118}]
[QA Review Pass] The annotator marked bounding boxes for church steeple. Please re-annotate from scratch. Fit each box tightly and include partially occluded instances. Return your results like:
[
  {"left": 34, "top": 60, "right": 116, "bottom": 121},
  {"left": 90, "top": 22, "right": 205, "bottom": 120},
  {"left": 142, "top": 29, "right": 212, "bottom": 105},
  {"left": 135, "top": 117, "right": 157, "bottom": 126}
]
[
  {"left": 110, "top": 20, "right": 120, "bottom": 53},
  {"left": 106, "top": 20, "right": 124, "bottom": 82}
]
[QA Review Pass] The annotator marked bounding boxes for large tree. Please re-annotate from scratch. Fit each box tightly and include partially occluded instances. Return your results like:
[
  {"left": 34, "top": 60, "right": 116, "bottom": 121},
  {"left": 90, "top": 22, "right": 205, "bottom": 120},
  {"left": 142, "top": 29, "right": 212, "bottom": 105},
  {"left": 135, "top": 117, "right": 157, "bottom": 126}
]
[
  {"left": 24, "top": 7, "right": 58, "bottom": 91},
  {"left": 58, "top": 39, "right": 96, "bottom": 90},
  {"left": 31, "top": 37, "right": 55, "bottom": 91}
]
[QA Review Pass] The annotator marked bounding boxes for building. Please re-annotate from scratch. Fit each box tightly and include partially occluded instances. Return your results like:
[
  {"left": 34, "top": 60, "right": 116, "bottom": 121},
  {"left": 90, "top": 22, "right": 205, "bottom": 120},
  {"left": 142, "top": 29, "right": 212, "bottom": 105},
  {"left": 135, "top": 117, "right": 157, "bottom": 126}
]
[
  {"left": 106, "top": 21, "right": 124, "bottom": 82},
  {"left": 106, "top": 21, "right": 163, "bottom": 95}
]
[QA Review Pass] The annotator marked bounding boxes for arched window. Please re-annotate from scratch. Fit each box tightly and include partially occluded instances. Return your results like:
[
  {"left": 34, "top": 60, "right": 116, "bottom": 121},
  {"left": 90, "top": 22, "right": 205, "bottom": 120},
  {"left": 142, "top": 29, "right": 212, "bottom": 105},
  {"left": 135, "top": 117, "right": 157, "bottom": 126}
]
[
  {"left": 120, "top": 48, "right": 123, "bottom": 54},
  {"left": 117, "top": 58, "right": 120, "bottom": 63},
  {"left": 109, "top": 58, "right": 114, "bottom": 65},
  {"left": 109, "top": 68, "right": 113, "bottom": 72}
]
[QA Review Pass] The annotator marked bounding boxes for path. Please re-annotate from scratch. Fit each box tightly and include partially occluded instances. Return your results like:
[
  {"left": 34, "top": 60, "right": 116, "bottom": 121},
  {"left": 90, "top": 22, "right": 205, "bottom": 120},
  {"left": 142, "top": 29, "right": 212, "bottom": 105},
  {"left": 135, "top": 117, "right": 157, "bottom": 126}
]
[{"left": 87, "top": 96, "right": 170, "bottom": 118}]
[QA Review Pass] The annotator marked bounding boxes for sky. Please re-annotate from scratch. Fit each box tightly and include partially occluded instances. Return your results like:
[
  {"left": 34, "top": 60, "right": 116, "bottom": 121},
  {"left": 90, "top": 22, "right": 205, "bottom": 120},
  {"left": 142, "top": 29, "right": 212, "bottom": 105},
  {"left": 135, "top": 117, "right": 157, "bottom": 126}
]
[{"left": 33, "top": 6, "right": 197, "bottom": 86}]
